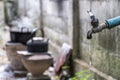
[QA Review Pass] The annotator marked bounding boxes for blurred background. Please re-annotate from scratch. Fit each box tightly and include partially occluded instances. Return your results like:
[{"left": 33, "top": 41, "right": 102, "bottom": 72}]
[{"left": 0, "top": 0, "right": 120, "bottom": 80}]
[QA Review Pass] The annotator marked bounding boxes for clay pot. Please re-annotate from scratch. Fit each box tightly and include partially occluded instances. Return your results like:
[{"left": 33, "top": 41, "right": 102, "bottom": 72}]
[
  {"left": 5, "top": 42, "right": 27, "bottom": 71},
  {"left": 21, "top": 54, "right": 53, "bottom": 76}
]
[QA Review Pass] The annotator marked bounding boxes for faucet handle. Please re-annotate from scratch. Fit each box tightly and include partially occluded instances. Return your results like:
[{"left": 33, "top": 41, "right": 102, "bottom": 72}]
[
  {"left": 87, "top": 10, "right": 99, "bottom": 28},
  {"left": 87, "top": 10, "right": 94, "bottom": 19}
]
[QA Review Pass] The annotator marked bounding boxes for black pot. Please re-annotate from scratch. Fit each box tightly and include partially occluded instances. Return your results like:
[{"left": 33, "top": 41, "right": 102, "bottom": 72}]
[
  {"left": 10, "top": 27, "right": 38, "bottom": 45},
  {"left": 27, "top": 37, "right": 49, "bottom": 53}
]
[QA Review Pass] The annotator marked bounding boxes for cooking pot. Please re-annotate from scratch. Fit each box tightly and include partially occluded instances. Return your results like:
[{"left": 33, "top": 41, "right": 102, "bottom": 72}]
[
  {"left": 27, "top": 37, "right": 49, "bottom": 53},
  {"left": 10, "top": 27, "right": 39, "bottom": 45}
]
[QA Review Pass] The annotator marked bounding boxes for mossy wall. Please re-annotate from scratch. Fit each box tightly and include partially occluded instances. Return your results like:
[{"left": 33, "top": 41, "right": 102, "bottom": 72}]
[
  {"left": 4, "top": 0, "right": 120, "bottom": 79},
  {"left": 42, "top": 0, "right": 120, "bottom": 79},
  {"left": 78, "top": 0, "right": 120, "bottom": 79}
]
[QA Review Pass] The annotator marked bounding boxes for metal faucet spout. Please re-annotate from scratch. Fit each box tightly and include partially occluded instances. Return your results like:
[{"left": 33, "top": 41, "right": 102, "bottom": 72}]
[
  {"left": 87, "top": 11, "right": 120, "bottom": 39},
  {"left": 92, "top": 23, "right": 107, "bottom": 33},
  {"left": 87, "top": 30, "right": 93, "bottom": 39},
  {"left": 87, "top": 23, "right": 107, "bottom": 39}
]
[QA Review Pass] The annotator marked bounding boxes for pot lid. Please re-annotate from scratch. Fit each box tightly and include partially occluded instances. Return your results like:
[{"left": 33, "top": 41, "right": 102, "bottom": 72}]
[
  {"left": 10, "top": 27, "right": 34, "bottom": 32},
  {"left": 33, "top": 37, "right": 44, "bottom": 41},
  {"left": 27, "top": 37, "right": 48, "bottom": 44}
]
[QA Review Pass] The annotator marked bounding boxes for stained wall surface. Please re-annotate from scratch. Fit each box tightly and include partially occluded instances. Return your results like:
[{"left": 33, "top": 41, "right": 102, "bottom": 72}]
[
  {"left": 4, "top": 0, "right": 120, "bottom": 79},
  {"left": 42, "top": 0, "right": 73, "bottom": 58},
  {"left": 78, "top": 0, "right": 120, "bottom": 79}
]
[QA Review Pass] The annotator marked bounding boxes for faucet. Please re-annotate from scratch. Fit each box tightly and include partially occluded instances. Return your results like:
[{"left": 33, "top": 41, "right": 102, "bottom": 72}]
[{"left": 87, "top": 10, "right": 120, "bottom": 39}]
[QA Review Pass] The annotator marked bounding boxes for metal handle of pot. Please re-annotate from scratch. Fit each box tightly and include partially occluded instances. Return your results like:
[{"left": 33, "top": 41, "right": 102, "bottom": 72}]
[
  {"left": 47, "top": 38, "right": 49, "bottom": 43},
  {"left": 27, "top": 28, "right": 39, "bottom": 41}
]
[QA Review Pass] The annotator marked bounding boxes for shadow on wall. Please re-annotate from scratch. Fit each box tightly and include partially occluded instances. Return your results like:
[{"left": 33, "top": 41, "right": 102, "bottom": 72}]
[{"left": 57, "top": 0, "right": 64, "bottom": 17}]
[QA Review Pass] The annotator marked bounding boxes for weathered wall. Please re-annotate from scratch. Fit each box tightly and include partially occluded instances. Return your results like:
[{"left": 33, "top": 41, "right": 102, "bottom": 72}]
[
  {"left": 4, "top": 0, "right": 120, "bottom": 79},
  {"left": 42, "top": 0, "right": 73, "bottom": 58},
  {"left": 0, "top": 1, "right": 4, "bottom": 26},
  {"left": 77, "top": 0, "right": 120, "bottom": 79},
  {"left": 27, "top": 0, "right": 120, "bottom": 79},
  {"left": 4, "top": 0, "right": 40, "bottom": 28},
  {"left": 0, "top": 1, "right": 10, "bottom": 55},
  {"left": 17, "top": 0, "right": 40, "bottom": 28},
  {"left": 4, "top": 0, "right": 73, "bottom": 55}
]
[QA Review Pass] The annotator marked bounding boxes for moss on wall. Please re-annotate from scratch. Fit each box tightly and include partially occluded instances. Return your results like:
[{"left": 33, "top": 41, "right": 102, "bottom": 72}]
[{"left": 78, "top": 0, "right": 120, "bottom": 79}]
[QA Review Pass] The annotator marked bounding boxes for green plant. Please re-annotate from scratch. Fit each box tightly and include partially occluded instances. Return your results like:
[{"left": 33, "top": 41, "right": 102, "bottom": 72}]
[{"left": 69, "top": 70, "right": 94, "bottom": 80}]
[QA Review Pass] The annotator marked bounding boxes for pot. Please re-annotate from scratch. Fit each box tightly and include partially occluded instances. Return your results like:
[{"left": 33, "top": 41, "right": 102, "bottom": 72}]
[
  {"left": 27, "top": 37, "right": 49, "bottom": 53},
  {"left": 10, "top": 27, "right": 38, "bottom": 45},
  {"left": 21, "top": 54, "right": 53, "bottom": 76},
  {"left": 5, "top": 41, "right": 27, "bottom": 71}
]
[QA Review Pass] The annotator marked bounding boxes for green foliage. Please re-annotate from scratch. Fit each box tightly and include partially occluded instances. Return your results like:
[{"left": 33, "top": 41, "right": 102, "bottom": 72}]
[
  {"left": 69, "top": 70, "right": 95, "bottom": 80},
  {"left": 62, "top": 66, "right": 70, "bottom": 70}
]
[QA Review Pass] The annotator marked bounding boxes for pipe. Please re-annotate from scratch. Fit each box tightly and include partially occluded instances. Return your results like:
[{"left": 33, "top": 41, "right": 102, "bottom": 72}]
[
  {"left": 106, "top": 16, "right": 120, "bottom": 29},
  {"left": 87, "top": 16, "right": 120, "bottom": 39},
  {"left": 87, "top": 23, "right": 107, "bottom": 39}
]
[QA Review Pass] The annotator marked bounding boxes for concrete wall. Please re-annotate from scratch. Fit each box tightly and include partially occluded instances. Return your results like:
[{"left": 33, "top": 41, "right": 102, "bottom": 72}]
[
  {"left": 4, "top": 0, "right": 120, "bottom": 79},
  {"left": 42, "top": 0, "right": 73, "bottom": 58},
  {"left": 0, "top": 1, "right": 4, "bottom": 25},
  {"left": 77, "top": 0, "right": 120, "bottom": 79},
  {"left": 36, "top": 0, "right": 120, "bottom": 79},
  {"left": 4, "top": 0, "right": 73, "bottom": 57},
  {"left": 4, "top": 0, "right": 40, "bottom": 28}
]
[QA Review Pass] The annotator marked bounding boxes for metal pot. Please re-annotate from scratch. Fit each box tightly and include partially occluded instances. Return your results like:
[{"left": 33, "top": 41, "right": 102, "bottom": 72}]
[
  {"left": 27, "top": 37, "right": 49, "bottom": 53},
  {"left": 10, "top": 27, "right": 38, "bottom": 45}
]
